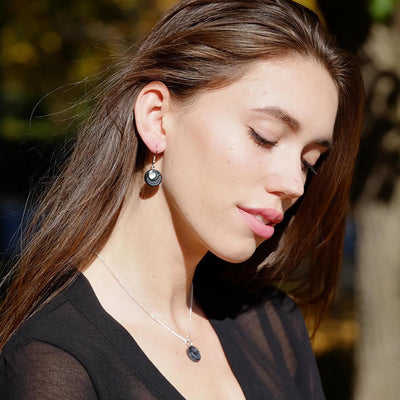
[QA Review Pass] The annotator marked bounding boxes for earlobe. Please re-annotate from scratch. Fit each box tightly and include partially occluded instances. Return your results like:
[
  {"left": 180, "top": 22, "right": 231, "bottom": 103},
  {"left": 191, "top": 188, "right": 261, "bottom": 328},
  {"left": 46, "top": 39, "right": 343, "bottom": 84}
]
[{"left": 134, "top": 81, "right": 171, "bottom": 154}]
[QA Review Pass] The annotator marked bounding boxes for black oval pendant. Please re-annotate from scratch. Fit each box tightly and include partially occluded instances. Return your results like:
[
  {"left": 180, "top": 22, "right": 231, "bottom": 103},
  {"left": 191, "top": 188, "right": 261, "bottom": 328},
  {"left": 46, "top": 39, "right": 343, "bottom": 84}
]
[
  {"left": 144, "top": 168, "right": 162, "bottom": 186},
  {"left": 186, "top": 345, "right": 201, "bottom": 362}
]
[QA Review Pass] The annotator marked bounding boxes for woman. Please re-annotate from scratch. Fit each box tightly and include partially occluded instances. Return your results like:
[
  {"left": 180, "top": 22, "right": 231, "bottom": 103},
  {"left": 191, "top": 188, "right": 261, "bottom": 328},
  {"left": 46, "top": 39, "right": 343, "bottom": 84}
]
[{"left": 0, "top": 0, "right": 364, "bottom": 399}]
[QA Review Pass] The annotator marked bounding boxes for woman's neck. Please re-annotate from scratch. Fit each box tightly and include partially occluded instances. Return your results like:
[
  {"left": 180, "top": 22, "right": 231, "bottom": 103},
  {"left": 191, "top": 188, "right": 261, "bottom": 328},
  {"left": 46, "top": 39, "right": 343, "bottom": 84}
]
[{"left": 83, "top": 188, "right": 207, "bottom": 318}]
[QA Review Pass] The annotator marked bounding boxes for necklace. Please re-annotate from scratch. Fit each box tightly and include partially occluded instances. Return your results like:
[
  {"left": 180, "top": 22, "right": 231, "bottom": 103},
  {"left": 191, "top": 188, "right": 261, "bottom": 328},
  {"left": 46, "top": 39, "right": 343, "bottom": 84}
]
[{"left": 94, "top": 253, "right": 201, "bottom": 362}]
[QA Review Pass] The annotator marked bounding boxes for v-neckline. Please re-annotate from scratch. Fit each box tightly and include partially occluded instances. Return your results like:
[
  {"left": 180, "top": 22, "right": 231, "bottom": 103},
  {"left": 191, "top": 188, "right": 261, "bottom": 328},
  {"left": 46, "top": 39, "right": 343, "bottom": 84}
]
[{"left": 66, "top": 273, "right": 249, "bottom": 400}]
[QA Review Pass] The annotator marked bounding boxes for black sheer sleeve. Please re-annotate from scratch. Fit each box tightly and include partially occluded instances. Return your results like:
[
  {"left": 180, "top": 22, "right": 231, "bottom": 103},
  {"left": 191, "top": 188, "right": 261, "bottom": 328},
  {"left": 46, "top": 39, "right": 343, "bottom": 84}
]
[
  {"left": 209, "top": 288, "right": 326, "bottom": 400},
  {"left": 1, "top": 339, "right": 97, "bottom": 400}
]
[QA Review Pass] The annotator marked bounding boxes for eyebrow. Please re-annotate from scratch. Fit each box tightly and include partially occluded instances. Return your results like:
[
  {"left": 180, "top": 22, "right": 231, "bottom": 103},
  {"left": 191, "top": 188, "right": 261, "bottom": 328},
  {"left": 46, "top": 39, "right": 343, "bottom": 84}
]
[
  {"left": 252, "top": 106, "right": 333, "bottom": 150},
  {"left": 252, "top": 106, "right": 300, "bottom": 132}
]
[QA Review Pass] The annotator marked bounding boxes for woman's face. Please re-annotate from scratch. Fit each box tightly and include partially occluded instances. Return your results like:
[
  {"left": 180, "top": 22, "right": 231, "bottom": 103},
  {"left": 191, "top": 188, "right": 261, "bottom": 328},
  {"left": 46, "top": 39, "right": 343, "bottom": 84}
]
[{"left": 161, "top": 55, "right": 338, "bottom": 262}]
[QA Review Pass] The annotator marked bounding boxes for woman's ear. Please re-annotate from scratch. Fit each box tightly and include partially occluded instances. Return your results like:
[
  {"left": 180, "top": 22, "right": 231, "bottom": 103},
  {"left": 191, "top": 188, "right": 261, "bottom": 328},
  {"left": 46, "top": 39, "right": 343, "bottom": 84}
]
[{"left": 134, "top": 81, "right": 171, "bottom": 154}]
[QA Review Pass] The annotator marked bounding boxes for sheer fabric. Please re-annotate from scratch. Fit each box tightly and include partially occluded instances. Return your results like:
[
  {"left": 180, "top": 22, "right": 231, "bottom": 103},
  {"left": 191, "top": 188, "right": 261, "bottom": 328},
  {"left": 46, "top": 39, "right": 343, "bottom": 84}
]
[{"left": 0, "top": 274, "right": 325, "bottom": 399}]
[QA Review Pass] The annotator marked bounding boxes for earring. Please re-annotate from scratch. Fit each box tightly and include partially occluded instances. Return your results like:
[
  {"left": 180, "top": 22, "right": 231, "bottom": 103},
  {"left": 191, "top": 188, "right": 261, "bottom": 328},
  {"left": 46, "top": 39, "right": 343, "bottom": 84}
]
[{"left": 144, "top": 153, "right": 162, "bottom": 186}]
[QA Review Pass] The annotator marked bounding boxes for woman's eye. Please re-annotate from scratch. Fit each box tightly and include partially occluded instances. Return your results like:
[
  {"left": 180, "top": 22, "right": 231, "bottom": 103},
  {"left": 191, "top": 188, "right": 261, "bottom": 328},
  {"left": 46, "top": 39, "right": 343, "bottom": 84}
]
[
  {"left": 248, "top": 128, "right": 277, "bottom": 148},
  {"left": 302, "top": 159, "right": 318, "bottom": 175}
]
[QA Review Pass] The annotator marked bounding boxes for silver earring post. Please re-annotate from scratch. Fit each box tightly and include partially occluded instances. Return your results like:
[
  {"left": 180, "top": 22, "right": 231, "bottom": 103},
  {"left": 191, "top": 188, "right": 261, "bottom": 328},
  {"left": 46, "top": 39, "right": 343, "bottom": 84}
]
[{"left": 144, "top": 153, "right": 162, "bottom": 186}]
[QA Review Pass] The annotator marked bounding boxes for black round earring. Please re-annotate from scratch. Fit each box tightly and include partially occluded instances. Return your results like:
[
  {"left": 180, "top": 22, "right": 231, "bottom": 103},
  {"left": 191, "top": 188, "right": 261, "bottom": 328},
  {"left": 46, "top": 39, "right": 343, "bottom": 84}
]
[{"left": 144, "top": 153, "right": 162, "bottom": 186}]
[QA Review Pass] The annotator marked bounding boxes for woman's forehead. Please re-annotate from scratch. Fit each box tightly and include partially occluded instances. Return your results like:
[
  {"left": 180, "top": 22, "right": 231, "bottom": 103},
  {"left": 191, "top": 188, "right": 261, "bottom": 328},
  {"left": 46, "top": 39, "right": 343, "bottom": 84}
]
[{"left": 174, "top": 55, "right": 338, "bottom": 138}]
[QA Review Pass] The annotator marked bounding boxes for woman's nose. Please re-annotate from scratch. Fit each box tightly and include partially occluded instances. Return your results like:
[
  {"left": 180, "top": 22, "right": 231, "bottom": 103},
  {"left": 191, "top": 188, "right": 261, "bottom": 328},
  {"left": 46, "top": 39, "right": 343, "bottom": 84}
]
[{"left": 264, "top": 166, "right": 305, "bottom": 201}]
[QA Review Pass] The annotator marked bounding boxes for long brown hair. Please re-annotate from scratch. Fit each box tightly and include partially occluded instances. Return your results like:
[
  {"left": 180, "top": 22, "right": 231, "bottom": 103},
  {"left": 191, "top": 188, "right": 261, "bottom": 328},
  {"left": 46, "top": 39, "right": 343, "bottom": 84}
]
[{"left": 0, "top": 0, "right": 364, "bottom": 349}]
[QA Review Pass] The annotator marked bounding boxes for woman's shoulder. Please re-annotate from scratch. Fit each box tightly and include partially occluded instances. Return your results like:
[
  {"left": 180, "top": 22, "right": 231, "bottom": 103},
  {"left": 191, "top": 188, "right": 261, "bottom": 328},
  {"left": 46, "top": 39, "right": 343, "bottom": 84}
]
[
  {"left": 232, "top": 285, "right": 307, "bottom": 339},
  {"left": 210, "top": 286, "right": 325, "bottom": 400},
  {"left": 3, "top": 290, "right": 71, "bottom": 352},
  {"left": 208, "top": 283, "right": 312, "bottom": 358},
  {"left": 256, "top": 285, "right": 304, "bottom": 325},
  {"left": 2, "top": 274, "right": 105, "bottom": 358},
  {"left": 0, "top": 276, "right": 99, "bottom": 399}
]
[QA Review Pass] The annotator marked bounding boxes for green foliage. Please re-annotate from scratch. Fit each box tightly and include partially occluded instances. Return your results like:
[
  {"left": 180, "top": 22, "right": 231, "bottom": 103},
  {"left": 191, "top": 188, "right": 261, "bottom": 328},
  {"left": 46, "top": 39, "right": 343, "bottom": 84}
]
[
  {"left": 0, "top": 0, "right": 175, "bottom": 142},
  {"left": 1, "top": 0, "right": 398, "bottom": 143},
  {"left": 368, "top": 0, "right": 400, "bottom": 21}
]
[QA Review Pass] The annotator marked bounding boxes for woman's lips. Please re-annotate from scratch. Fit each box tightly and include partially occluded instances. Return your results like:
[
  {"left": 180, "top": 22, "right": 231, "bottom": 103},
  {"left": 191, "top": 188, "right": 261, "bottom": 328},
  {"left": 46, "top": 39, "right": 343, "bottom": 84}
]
[{"left": 237, "top": 206, "right": 283, "bottom": 239}]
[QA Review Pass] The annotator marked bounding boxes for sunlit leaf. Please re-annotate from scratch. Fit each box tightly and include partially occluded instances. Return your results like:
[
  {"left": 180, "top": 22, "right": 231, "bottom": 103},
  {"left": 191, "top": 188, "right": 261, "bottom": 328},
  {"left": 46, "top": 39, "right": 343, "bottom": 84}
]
[{"left": 369, "top": 0, "right": 400, "bottom": 21}]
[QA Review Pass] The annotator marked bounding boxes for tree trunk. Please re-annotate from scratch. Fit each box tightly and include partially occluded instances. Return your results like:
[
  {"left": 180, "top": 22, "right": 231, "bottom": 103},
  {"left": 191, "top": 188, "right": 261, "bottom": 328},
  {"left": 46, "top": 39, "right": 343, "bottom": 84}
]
[
  {"left": 353, "top": 11, "right": 400, "bottom": 399},
  {"left": 354, "top": 177, "right": 400, "bottom": 400}
]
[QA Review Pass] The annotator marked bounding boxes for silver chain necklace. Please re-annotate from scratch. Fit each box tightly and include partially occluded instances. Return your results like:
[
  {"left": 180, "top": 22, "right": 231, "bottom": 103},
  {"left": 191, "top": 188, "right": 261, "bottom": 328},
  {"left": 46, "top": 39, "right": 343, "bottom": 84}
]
[{"left": 94, "top": 253, "right": 201, "bottom": 362}]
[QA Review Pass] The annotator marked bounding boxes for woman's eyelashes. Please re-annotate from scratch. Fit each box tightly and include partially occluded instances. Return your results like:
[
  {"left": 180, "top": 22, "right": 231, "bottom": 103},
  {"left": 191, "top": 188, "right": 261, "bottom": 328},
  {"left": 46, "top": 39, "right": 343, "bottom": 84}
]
[
  {"left": 302, "top": 159, "right": 318, "bottom": 175},
  {"left": 248, "top": 128, "right": 277, "bottom": 148},
  {"left": 303, "top": 151, "right": 329, "bottom": 176},
  {"left": 248, "top": 127, "right": 322, "bottom": 176}
]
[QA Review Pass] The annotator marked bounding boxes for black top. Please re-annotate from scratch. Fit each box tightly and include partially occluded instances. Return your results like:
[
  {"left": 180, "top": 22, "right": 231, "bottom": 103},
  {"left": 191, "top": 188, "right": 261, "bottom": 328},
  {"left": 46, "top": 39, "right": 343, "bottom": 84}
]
[{"left": 0, "top": 274, "right": 325, "bottom": 399}]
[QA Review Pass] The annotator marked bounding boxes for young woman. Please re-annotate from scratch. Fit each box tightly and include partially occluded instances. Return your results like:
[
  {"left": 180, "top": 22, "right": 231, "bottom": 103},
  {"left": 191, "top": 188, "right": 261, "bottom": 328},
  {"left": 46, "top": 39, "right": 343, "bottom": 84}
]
[{"left": 0, "top": 0, "right": 364, "bottom": 399}]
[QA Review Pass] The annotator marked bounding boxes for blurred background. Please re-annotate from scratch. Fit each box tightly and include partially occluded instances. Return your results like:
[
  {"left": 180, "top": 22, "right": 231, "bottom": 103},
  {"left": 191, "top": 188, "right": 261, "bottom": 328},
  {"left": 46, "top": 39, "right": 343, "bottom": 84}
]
[{"left": 1, "top": 0, "right": 399, "bottom": 398}]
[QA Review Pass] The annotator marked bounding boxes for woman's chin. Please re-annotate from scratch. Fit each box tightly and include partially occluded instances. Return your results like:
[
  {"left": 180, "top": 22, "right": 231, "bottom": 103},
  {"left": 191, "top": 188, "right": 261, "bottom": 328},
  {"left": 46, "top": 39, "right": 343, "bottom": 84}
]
[{"left": 209, "top": 238, "right": 260, "bottom": 264}]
